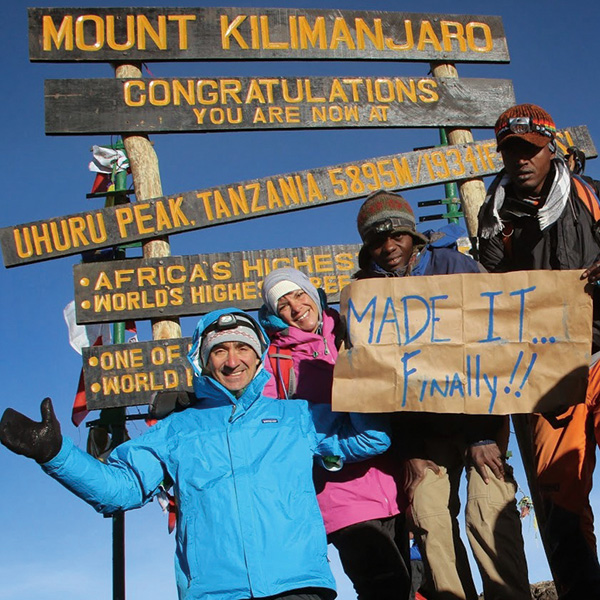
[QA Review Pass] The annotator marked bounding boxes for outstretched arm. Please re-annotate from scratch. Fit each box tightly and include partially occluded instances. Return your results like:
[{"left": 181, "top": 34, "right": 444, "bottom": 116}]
[
  {"left": 1, "top": 398, "right": 167, "bottom": 515},
  {"left": 308, "top": 403, "right": 391, "bottom": 463}
]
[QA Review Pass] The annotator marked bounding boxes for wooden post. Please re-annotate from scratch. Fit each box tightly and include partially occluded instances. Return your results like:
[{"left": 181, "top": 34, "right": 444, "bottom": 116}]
[
  {"left": 104, "top": 62, "right": 182, "bottom": 600},
  {"left": 114, "top": 63, "right": 181, "bottom": 342},
  {"left": 430, "top": 62, "right": 489, "bottom": 239}
]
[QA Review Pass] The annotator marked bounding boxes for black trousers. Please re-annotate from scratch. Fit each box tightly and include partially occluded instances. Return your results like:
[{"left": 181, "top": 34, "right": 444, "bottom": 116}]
[
  {"left": 409, "top": 559, "right": 426, "bottom": 600},
  {"left": 328, "top": 515, "right": 411, "bottom": 600}
]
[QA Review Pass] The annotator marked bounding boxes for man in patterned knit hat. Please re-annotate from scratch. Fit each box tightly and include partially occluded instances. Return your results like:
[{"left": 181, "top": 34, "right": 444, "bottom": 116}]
[
  {"left": 355, "top": 190, "right": 468, "bottom": 278},
  {"left": 478, "top": 103, "right": 600, "bottom": 599},
  {"left": 354, "top": 190, "right": 531, "bottom": 600}
]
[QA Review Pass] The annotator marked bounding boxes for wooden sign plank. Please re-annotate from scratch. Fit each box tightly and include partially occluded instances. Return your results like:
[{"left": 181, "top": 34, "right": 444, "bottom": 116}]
[
  {"left": 45, "top": 76, "right": 515, "bottom": 135},
  {"left": 29, "top": 8, "right": 509, "bottom": 63},
  {"left": 83, "top": 337, "right": 193, "bottom": 409},
  {"left": 74, "top": 244, "right": 361, "bottom": 324},
  {"left": 1, "top": 126, "right": 593, "bottom": 267}
]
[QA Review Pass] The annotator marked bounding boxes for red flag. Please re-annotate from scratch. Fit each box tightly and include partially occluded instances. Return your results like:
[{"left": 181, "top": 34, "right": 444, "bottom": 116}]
[
  {"left": 72, "top": 369, "right": 88, "bottom": 427},
  {"left": 167, "top": 493, "right": 177, "bottom": 534},
  {"left": 71, "top": 335, "right": 104, "bottom": 426},
  {"left": 70, "top": 321, "right": 137, "bottom": 427},
  {"left": 90, "top": 172, "right": 113, "bottom": 194}
]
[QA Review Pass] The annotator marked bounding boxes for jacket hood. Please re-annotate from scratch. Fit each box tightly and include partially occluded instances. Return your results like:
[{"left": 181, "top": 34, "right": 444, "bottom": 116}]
[{"left": 187, "top": 308, "right": 271, "bottom": 404}]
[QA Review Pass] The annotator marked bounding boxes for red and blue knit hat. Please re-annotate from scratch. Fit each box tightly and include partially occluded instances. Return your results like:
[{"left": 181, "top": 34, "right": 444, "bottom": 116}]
[
  {"left": 356, "top": 190, "right": 427, "bottom": 245},
  {"left": 495, "top": 103, "right": 556, "bottom": 151}
]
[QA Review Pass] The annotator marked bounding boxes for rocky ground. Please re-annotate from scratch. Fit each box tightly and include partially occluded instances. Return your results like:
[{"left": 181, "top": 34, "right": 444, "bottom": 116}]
[
  {"left": 477, "top": 581, "right": 557, "bottom": 599},
  {"left": 530, "top": 582, "right": 558, "bottom": 600}
]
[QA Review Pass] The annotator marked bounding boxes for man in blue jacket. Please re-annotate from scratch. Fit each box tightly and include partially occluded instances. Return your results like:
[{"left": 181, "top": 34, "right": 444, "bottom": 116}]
[{"left": 0, "top": 308, "right": 391, "bottom": 600}]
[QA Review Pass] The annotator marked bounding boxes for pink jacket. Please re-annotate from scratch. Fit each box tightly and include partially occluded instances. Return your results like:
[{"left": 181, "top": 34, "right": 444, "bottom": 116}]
[{"left": 264, "top": 308, "right": 406, "bottom": 534}]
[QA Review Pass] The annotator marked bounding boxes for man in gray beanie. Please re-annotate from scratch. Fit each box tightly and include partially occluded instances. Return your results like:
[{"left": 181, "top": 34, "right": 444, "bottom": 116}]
[
  {"left": 198, "top": 311, "right": 265, "bottom": 395},
  {"left": 353, "top": 190, "right": 530, "bottom": 600}
]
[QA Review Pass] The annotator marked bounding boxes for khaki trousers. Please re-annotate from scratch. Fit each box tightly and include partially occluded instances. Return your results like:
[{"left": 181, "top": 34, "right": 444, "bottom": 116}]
[{"left": 409, "top": 431, "right": 530, "bottom": 600}]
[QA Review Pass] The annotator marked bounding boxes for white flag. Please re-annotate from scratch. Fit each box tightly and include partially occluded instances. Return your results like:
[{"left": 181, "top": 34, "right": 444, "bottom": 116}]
[{"left": 63, "top": 300, "right": 111, "bottom": 354}]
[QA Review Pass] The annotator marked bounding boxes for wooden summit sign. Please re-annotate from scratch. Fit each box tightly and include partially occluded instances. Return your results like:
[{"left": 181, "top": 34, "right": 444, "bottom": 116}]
[
  {"left": 0, "top": 126, "right": 593, "bottom": 267},
  {"left": 83, "top": 337, "right": 194, "bottom": 409},
  {"left": 46, "top": 75, "right": 515, "bottom": 135},
  {"left": 45, "top": 76, "right": 515, "bottom": 135},
  {"left": 29, "top": 8, "right": 509, "bottom": 63},
  {"left": 74, "top": 244, "right": 361, "bottom": 324}
]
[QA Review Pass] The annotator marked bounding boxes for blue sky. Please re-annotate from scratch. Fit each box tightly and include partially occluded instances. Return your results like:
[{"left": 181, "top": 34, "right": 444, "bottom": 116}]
[{"left": 2, "top": 1, "right": 600, "bottom": 598}]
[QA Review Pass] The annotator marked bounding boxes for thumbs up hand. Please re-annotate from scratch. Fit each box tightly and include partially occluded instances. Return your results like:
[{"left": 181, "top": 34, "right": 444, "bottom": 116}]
[{"left": 0, "top": 398, "right": 62, "bottom": 463}]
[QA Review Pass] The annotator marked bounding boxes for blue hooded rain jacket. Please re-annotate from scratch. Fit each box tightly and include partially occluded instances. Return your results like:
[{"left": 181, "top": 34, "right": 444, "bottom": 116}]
[{"left": 43, "top": 308, "right": 391, "bottom": 600}]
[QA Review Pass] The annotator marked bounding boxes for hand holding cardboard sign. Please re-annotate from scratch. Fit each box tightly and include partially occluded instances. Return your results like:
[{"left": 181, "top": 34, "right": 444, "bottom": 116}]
[{"left": 581, "top": 262, "right": 600, "bottom": 285}]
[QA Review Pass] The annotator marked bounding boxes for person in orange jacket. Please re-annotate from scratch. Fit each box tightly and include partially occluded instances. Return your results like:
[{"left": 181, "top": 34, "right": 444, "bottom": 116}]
[{"left": 478, "top": 103, "right": 600, "bottom": 599}]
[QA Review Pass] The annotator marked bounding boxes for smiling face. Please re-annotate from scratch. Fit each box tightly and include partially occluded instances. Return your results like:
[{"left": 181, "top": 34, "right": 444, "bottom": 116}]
[
  {"left": 206, "top": 341, "right": 260, "bottom": 393},
  {"left": 500, "top": 138, "right": 554, "bottom": 197},
  {"left": 277, "top": 289, "right": 320, "bottom": 333},
  {"left": 367, "top": 231, "right": 415, "bottom": 273}
]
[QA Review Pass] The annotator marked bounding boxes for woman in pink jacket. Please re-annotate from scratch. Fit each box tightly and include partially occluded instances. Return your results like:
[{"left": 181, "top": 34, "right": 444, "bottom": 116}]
[{"left": 259, "top": 267, "right": 411, "bottom": 600}]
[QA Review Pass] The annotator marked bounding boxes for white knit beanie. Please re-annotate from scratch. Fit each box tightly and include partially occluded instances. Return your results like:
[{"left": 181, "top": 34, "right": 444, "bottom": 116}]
[{"left": 261, "top": 267, "right": 322, "bottom": 318}]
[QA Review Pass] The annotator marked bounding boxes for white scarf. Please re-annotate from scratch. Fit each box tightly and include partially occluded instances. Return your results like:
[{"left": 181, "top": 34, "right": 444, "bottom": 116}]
[{"left": 480, "top": 158, "right": 571, "bottom": 238}]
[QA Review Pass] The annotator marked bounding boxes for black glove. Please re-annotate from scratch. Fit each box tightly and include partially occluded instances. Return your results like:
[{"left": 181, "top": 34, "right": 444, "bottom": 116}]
[
  {"left": 148, "top": 390, "right": 195, "bottom": 420},
  {"left": 0, "top": 398, "right": 62, "bottom": 463}
]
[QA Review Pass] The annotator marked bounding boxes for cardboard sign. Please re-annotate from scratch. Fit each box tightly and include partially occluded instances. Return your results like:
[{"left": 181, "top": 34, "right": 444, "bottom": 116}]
[
  {"left": 83, "top": 337, "right": 193, "bottom": 409},
  {"left": 29, "top": 8, "right": 509, "bottom": 63},
  {"left": 332, "top": 270, "right": 592, "bottom": 415},
  {"left": 73, "top": 244, "right": 361, "bottom": 323},
  {"left": 44, "top": 76, "right": 515, "bottom": 135},
  {"left": 1, "top": 126, "right": 592, "bottom": 267}
]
